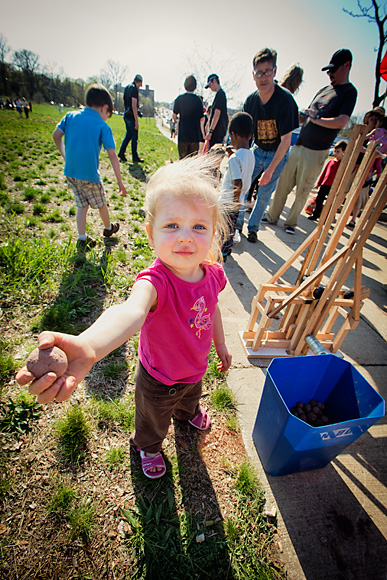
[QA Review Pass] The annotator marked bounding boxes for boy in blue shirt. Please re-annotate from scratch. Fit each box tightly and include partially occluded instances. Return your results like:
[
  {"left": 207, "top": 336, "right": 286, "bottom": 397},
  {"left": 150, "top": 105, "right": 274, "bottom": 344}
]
[{"left": 53, "top": 84, "right": 127, "bottom": 248}]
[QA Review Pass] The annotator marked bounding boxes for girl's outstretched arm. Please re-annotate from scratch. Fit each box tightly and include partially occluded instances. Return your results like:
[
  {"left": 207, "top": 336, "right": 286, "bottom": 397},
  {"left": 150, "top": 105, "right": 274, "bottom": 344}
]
[
  {"left": 212, "top": 304, "right": 232, "bottom": 372},
  {"left": 16, "top": 280, "right": 157, "bottom": 404}
]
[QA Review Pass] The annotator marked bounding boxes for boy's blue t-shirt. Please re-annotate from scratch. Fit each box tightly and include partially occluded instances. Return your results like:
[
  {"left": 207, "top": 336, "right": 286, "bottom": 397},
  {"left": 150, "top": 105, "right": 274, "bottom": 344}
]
[{"left": 57, "top": 107, "right": 115, "bottom": 183}]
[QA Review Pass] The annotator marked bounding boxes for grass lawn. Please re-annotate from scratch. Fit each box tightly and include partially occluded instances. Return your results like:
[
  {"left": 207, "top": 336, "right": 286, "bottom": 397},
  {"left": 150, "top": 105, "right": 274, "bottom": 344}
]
[{"left": 0, "top": 103, "right": 287, "bottom": 579}]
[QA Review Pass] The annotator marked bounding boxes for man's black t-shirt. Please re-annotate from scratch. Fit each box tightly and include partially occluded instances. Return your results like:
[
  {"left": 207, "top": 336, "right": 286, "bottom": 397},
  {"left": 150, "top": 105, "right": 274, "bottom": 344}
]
[
  {"left": 173, "top": 93, "right": 204, "bottom": 142},
  {"left": 243, "top": 85, "right": 299, "bottom": 151},
  {"left": 210, "top": 88, "right": 228, "bottom": 143},
  {"left": 123, "top": 83, "right": 139, "bottom": 120},
  {"left": 296, "top": 83, "right": 357, "bottom": 150}
]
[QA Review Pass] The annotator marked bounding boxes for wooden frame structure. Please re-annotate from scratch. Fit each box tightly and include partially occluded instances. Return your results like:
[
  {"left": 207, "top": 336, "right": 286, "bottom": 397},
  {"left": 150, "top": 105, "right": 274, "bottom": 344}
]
[{"left": 240, "top": 125, "right": 387, "bottom": 358}]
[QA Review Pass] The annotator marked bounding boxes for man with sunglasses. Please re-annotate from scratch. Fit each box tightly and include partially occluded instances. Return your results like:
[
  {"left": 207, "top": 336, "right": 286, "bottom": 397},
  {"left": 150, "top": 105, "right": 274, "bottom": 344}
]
[
  {"left": 264, "top": 49, "right": 357, "bottom": 234},
  {"left": 239, "top": 48, "right": 299, "bottom": 243}
]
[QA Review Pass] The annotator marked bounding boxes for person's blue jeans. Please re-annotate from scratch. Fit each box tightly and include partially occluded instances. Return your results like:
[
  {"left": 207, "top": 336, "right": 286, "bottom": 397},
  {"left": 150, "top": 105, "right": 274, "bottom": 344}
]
[
  {"left": 236, "top": 146, "right": 289, "bottom": 233},
  {"left": 118, "top": 117, "right": 139, "bottom": 160}
]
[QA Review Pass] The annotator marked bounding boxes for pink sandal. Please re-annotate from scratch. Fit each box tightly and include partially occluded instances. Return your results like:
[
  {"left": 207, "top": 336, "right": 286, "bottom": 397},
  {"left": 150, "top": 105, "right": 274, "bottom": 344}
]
[
  {"left": 188, "top": 406, "right": 211, "bottom": 431},
  {"left": 137, "top": 447, "right": 166, "bottom": 479}
]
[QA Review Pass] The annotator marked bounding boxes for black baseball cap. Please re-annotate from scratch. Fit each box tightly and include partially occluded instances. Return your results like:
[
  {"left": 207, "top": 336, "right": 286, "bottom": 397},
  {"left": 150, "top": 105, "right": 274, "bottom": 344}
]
[
  {"left": 205, "top": 74, "right": 219, "bottom": 88},
  {"left": 321, "top": 49, "right": 352, "bottom": 71}
]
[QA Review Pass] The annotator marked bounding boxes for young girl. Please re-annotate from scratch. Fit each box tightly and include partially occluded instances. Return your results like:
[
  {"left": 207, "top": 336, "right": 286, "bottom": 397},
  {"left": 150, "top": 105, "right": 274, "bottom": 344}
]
[
  {"left": 16, "top": 156, "right": 232, "bottom": 479},
  {"left": 366, "top": 116, "right": 387, "bottom": 179}
]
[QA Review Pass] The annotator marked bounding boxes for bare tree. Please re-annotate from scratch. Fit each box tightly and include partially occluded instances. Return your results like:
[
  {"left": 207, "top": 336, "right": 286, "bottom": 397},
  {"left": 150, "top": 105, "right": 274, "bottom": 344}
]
[
  {"left": 181, "top": 43, "right": 244, "bottom": 107},
  {"left": 13, "top": 49, "right": 40, "bottom": 97},
  {"left": 100, "top": 59, "right": 128, "bottom": 110},
  {"left": 0, "top": 33, "right": 10, "bottom": 94},
  {"left": 343, "top": 0, "right": 387, "bottom": 107}
]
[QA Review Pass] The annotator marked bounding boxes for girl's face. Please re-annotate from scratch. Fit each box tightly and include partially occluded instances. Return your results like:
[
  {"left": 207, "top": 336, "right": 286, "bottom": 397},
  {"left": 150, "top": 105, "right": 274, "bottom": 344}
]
[{"left": 146, "top": 194, "right": 216, "bottom": 282}]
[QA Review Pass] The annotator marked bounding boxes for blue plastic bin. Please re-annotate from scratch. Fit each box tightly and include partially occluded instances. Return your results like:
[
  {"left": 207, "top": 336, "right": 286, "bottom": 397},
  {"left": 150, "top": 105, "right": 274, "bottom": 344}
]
[{"left": 252, "top": 354, "right": 385, "bottom": 476}]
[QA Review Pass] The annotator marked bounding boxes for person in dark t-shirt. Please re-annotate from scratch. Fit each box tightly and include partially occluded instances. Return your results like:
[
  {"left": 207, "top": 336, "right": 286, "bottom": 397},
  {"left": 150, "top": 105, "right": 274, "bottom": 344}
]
[
  {"left": 237, "top": 48, "right": 298, "bottom": 243},
  {"left": 204, "top": 74, "right": 228, "bottom": 149},
  {"left": 118, "top": 74, "right": 144, "bottom": 163},
  {"left": 265, "top": 49, "right": 357, "bottom": 234},
  {"left": 173, "top": 75, "right": 205, "bottom": 159}
]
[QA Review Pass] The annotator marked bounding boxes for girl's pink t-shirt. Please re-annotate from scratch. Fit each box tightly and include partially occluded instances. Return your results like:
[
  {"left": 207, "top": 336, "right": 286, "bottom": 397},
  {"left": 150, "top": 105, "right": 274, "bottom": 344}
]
[{"left": 136, "top": 259, "right": 227, "bottom": 385}]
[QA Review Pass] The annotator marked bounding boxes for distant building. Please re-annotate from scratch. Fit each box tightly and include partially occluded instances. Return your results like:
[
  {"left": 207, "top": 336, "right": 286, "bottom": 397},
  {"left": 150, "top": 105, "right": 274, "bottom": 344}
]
[{"left": 140, "top": 84, "right": 154, "bottom": 103}]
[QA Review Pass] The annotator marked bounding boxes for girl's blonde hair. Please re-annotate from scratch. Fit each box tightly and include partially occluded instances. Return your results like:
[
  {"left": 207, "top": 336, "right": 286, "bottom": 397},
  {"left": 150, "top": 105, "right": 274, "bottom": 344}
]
[{"left": 145, "top": 155, "right": 231, "bottom": 264}]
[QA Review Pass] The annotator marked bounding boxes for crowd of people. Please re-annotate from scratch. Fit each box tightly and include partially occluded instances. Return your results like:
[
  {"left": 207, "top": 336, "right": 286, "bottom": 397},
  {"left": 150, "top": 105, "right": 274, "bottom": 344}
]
[
  {"left": 15, "top": 46, "right": 386, "bottom": 480},
  {"left": 1, "top": 96, "right": 31, "bottom": 117}
]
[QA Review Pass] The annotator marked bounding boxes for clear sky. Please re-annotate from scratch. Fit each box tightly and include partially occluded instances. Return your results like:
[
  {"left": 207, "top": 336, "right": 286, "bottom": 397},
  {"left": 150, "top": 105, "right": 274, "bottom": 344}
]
[{"left": 2, "top": 0, "right": 384, "bottom": 116}]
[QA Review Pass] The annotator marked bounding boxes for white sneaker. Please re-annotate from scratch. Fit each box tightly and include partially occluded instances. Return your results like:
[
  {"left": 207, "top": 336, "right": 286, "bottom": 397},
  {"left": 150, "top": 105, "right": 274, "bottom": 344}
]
[{"left": 233, "top": 230, "right": 241, "bottom": 243}]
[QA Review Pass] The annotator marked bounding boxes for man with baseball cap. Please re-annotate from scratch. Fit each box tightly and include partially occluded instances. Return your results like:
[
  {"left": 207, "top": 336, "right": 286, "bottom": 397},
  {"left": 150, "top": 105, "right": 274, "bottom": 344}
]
[
  {"left": 118, "top": 74, "right": 144, "bottom": 163},
  {"left": 264, "top": 49, "right": 357, "bottom": 234},
  {"left": 205, "top": 73, "right": 228, "bottom": 149}
]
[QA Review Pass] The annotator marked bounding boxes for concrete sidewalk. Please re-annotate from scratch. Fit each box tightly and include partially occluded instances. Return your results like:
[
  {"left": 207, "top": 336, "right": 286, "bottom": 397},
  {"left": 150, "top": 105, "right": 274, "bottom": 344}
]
[{"left": 220, "top": 208, "right": 387, "bottom": 580}]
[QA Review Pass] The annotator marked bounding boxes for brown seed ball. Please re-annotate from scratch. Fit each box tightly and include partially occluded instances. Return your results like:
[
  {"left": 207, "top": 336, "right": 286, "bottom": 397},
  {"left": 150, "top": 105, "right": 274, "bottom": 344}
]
[
  {"left": 314, "top": 419, "right": 324, "bottom": 427},
  {"left": 317, "top": 401, "right": 325, "bottom": 410},
  {"left": 312, "top": 406, "right": 321, "bottom": 415},
  {"left": 321, "top": 415, "right": 329, "bottom": 425},
  {"left": 290, "top": 407, "right": 297, "bottom": 414},
  {"left": 307, "top": 412, "right": 317, "bottom": 423},
  {"left": 296, "top": 401, "right": 304, "bottom": 409},
  {"left": 26, "top": 346, "right": 68, "bottom": 379},
  {"left": 299, "top": 414, "right": 307, "bottom": 422},
  {"left": 309, "top": 399, "right": 317, "bottom": 407},
  {"left": 304, "top": 404, "right": 311, "bottom": 413}
]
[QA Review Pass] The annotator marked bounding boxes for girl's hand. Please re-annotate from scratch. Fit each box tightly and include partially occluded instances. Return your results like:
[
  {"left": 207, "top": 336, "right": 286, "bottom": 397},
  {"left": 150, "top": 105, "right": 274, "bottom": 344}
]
[
  {"left": 15, "top": 331, "right": 96, "bottom": 404},
  {"left": 216, "top": 344, "right": 232, "bottom": 372}
]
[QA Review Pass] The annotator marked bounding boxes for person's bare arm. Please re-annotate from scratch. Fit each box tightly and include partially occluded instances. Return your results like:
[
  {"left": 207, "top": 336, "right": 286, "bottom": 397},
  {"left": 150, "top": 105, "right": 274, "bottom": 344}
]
[
  {"left": 259, "top": 131, "right": 292, "bottom": 186},
  {"left": 132, "top": 97, "right": 139, "bottom": 130},
  {"left": 306, "top": 111, "right": 349, "bottom": 130},
  {"left": 212, "top": 304, "right": 232, "bottom": 372},
  {"left": 53, "top": 127, "right": 65, "bottom": 159},
  {"left": 15, "top": 280, "right": 157, "bottom": 403},
  {"left": 205, "top": 109, "right": 221, "bottom": 141},
  {"left": 107, "top": 149, "right": 127, "bottom": 196},
  {"left": 233, "top": 179, "right": 242, "bottom": 203}
]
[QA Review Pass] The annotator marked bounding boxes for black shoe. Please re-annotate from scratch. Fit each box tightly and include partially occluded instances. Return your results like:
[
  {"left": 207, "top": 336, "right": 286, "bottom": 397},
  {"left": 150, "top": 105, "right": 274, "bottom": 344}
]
[
  {"left": 133, "top": 157, "right": 144, "bottom": 163},
  {"left": 103, "top": 222, "right": 120, "bottom": 237},
  {"left": 247, "top": 231, "right": 258, "bottom": 243},
  {"left": 261, "top": 216, "right": 269, "bottom": 223},
  {"left": 118, "top": 154, "right": 127, "bottom": 162},
  {"left": 285, "top": 226, "right": 295, "bottom": 234},
  {"left": 308, "top": 215, "right": 317, "bottom": 221}
]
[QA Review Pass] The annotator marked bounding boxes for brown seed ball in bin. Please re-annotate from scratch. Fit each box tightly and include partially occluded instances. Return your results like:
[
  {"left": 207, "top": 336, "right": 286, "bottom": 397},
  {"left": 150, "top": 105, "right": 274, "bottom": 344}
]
[
  {"left": 304, "top": 403, "right": 311, "bottom": 413},
  {"left": 312, "top": 406, "right": 321, "bottom": 415},
  {"left": 27, "top": 346, "right": 68, "bottom": 379}
]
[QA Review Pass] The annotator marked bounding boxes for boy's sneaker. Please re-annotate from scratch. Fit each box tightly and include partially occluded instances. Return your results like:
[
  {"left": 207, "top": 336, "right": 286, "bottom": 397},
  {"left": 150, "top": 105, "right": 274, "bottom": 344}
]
[
  {"left": 118, "top": 154, "right": 127, "bottom": 162},
  {"left": 285, "top": 226, "right": 295, "bottom": 235},
  {"left": 247, "top": 231, "right": 258, "bottom": 243},
  {"left": 103, "top": 222, "right": 120, "bottom": 237},
  {"left": 77, "top": 236, "right": 96, "bottom": 251},
  {"left": 233, "top": 230, "right": 241, "bottom": 243}
]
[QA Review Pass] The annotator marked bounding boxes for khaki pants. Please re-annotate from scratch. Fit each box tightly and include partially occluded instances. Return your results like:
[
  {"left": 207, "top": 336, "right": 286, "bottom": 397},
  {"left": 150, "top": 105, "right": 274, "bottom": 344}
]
[{"left": 268, "top": 145, "right": 329, "bottom": 227}]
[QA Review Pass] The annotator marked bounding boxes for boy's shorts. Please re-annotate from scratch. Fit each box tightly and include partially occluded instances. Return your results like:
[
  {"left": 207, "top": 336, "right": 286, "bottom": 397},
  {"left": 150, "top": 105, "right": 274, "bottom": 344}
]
[{"left": 66, "top": 177, "right": 106, "bottom": 209}]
